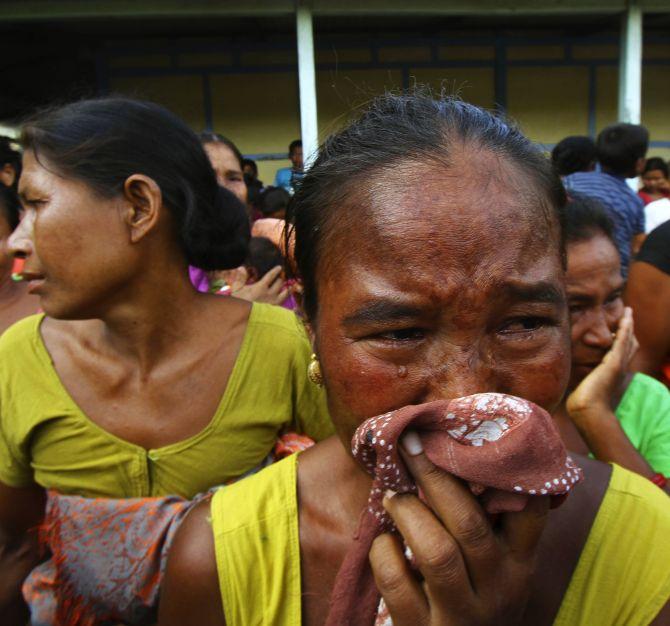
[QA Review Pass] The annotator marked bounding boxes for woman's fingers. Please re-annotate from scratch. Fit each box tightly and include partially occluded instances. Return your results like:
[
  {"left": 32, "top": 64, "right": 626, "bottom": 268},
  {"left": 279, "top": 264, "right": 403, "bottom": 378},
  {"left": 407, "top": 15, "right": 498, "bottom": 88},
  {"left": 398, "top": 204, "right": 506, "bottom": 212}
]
[
  {"left": 500, "top": 495, "right": 550, "bottom": 562},
  {"left": 399, "top": 433, "right": 499, "bottom": 587},
  {"left": 383, "top": 490, "right": 473, "bottom": 595},
  {"left": 602, "top": 307, "right": 635, "bottom": 374},
  {"left": 376, "top": 434, "right": 546, "bottom": 624},
  {"left": 370, "top": 532, "right": 429, "bottom": 626}
]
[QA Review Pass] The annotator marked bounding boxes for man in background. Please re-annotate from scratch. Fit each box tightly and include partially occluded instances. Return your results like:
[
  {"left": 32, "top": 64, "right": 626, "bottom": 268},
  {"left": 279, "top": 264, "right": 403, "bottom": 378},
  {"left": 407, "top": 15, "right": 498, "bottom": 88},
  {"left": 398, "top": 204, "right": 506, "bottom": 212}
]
[
  {"left": 564, "top": 123, "right": 648, "bottom": 277},
  {"left": 274, "top": 139, "right": 303, "bottom": 194}
]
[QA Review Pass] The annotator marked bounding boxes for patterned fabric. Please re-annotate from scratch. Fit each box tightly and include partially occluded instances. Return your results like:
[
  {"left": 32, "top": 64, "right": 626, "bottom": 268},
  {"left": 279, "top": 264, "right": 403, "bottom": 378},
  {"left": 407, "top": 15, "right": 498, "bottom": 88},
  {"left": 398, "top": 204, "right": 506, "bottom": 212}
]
[
  {"left": 23, "top": 434, "right": 314, "bottom": 626},
  {"left": 564, "top": 172, "right": 645, "bottom": 277},
  {"left": 326, "top": 393, "right": 582, "bottom": 626}
]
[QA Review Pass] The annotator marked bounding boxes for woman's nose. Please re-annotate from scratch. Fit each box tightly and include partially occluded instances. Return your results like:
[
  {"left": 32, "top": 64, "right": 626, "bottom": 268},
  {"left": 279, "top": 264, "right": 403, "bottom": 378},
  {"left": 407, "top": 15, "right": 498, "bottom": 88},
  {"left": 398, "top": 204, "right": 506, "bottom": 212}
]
[
  {"left": 582, "top": 308, "right": 615, "bottom": 349},
  {"left": 424, "top": 352, "right": 496, "bottom": 402},
  {"left": 8, "top": 212, "right": 34, "bottom": 259}
]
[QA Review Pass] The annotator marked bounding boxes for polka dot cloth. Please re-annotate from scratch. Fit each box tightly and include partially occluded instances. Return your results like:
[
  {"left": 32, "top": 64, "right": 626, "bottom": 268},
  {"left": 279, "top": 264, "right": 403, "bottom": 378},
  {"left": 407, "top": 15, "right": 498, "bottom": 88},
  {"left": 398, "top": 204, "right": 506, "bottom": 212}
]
[{"left": 326, "top": 393, "right": 583, "bottom": 626}]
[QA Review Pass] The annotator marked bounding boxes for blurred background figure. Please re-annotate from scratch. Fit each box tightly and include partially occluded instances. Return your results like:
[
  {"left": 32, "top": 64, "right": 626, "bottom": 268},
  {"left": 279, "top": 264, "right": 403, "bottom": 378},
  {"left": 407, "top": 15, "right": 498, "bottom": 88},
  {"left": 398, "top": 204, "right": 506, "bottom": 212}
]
[
  {"left": 563, "top": 123, "right": 648, "bottom": 277},
  {"left": 0, "top": 186, "right": 37, "bottom": 332},
  {"left": 0, "top": 136, "right": 21, "bottom": 191},
  {"left": 273, "top": 139, "right": 303, "bottom": 194},
  {"left": 626, "top": 220, "right": 670, "bottom": 386},
  {"left": 551, "top": 135, "right": 597, "bottom": 178},
  {"left": 638, "top": 157, "right": 670, "bottom": 206},
  {"left": 242, "top": 158, "right": 264, "bottom": 218},
  {"left": 258, "top": 186, "right": 290, "bottom": 220},
  {"left": 200, "top": 132, "right": 248, "bottom": 206}
]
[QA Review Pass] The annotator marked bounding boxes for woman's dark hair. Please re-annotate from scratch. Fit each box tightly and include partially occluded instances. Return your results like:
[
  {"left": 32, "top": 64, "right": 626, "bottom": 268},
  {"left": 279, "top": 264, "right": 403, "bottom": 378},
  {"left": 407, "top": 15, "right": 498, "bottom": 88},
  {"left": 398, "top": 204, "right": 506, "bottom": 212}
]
[
  {"left": 642, "top": 157, "right": 669, "bottom": 178},
  {"left": 287, "top": 91, "right": 567, "bottom": 320},
  {"left": 0, "top": 185, "right": 21, "bottom": 231},
  {"left": 21, "top": 97, "right": 249, "bottom": 271},
  {"left": 563, "top": 194, "right": 616, "bottom": 247},
  {"left": 200, "top": 132, "right": 244, "bottom": 170},
  {"left": 551, "top": 136, "right": 597, "bottom": 176},
  {"left": 0, "top": 136, "right": 22, "bottom": 188}
]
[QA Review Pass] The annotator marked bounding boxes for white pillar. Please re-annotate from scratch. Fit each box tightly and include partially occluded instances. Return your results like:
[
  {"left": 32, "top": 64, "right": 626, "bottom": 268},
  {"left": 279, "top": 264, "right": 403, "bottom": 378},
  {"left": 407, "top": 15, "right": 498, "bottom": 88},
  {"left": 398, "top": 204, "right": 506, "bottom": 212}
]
[
  {"left": 296, "top": 1, "right": 319, "bottom": 169},
  {"left": 618, "top": 0, "right": 643, "bottom": 124}
]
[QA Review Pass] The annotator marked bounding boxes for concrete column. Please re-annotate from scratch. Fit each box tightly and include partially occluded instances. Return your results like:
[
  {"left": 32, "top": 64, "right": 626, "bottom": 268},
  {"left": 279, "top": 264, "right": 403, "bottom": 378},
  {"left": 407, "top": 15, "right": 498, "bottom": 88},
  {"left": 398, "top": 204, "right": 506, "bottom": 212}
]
[
  {"left": 296, "top": 1, "right": 319, "bottom": 169},
  {"left": 618, "top": 0, "right": 643, "bottom": 124}
]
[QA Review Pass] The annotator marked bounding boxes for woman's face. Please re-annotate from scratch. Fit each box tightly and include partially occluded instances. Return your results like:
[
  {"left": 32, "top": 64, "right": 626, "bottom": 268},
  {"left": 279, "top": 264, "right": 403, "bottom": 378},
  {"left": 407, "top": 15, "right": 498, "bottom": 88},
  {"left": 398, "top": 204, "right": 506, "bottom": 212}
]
[
  {"left": 11, "top": 151, "right": 138, "bottom": 319},
  {"left": 565, "top": 234, "right": 624, "bottom": 390},
  {"left": 204, "top": 143, "right": 248, "bottom": 205},
  {"left": 312, "top": 155, "right": 571, "bottom": 444},
  {"left": 641, "top": 169, "right": 668, "bottom": 194}
]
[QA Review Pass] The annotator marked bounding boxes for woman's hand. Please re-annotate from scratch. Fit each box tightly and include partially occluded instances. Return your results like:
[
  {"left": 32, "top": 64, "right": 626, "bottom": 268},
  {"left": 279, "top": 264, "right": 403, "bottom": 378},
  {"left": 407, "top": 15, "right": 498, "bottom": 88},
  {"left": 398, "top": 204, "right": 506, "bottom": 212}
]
[
  {"left": 369, "top": 432, "right": 549, "bottom": 626},
  {"left": 232, "top": 266, "right": 289, "bottom": 305},
  {"left": 563, "top": 307, "right": 664, "bottom": 484},
  {"left": 566, "top": 307, "right": 638, "bottom": 423}
]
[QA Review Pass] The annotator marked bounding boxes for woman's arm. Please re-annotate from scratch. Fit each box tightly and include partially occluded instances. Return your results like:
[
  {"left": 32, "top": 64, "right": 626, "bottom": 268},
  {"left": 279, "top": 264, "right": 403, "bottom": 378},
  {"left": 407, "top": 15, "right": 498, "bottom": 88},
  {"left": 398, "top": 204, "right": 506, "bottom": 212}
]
[
  {"left": 626, "top": 261, "right": 670, "bottom": 379},
  {"left": 158, "top": 499, "right": 224, "bottom": 626},
  {"left": 0, "top": 481, "right": 46, "bottom": 625},
  {"left": 566, "top": 308, "right": 670, "bottom": 494}
]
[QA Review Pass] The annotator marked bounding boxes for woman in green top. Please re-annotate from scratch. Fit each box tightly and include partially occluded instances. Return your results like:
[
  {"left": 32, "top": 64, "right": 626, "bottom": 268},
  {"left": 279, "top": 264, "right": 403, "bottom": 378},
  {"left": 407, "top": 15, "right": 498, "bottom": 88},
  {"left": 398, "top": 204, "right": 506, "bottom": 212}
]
[
  {"left": 0, "top": 98, "right": 332, "bottom": 623},
  {"left": 554, "top": 195, "right": 670, "bottom": 487}
]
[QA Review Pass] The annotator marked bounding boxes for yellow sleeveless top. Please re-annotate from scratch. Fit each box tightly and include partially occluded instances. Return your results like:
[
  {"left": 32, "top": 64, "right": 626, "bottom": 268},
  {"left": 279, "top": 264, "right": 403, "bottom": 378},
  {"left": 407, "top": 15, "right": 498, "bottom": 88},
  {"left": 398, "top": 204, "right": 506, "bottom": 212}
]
[{"left": 212, "top": 460, "right": 670, "bottom": 626}]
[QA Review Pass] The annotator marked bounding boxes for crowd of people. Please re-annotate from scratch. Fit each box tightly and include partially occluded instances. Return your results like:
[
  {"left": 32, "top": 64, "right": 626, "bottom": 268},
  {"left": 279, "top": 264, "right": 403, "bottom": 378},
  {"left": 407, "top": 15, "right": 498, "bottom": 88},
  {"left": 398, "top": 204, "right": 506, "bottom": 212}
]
[{"left": 0, "top": 92, "right": 668, "bottom": 626}]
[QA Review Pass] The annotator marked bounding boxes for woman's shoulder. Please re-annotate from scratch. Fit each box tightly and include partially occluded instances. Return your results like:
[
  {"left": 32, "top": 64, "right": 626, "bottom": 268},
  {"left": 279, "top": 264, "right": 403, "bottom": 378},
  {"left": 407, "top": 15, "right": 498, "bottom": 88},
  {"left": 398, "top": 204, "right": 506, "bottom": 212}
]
[
  {"left": 554, "top": 463, "right": 670, "bottom": 626},
  {"left": 0, "top": 312, "right": 44, "bottom": 351},
  {"left": 245, "top": 303, "right": 310, "bottom": 346},
  {"left": 211, "top": 453, "right": 299, "bottom": 531}
]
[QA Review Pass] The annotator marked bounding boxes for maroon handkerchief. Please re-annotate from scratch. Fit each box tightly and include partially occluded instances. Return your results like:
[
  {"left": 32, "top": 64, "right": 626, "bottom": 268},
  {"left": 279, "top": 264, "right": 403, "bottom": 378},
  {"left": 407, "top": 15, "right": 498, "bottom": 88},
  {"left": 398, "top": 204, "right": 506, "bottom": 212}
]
[{"left": 326, "top": 393, "right": 583, "bottom": 626}]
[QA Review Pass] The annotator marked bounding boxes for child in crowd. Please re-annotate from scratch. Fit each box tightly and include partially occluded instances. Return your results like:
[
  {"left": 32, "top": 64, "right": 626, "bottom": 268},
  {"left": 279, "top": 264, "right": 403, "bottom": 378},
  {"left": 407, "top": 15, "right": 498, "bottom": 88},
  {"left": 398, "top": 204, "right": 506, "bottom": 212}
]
[
  {"left": 245, "top": 236, "right": 284, "bottom": 282},
  {"left": 258, "top": 185, "right": 290, "bottom": 219},
  {"left": 639, "top": 157, "right": 670, "bottom": 205},
  {"left": 244, "top": 236, "right": 298, "bottom": 311}
]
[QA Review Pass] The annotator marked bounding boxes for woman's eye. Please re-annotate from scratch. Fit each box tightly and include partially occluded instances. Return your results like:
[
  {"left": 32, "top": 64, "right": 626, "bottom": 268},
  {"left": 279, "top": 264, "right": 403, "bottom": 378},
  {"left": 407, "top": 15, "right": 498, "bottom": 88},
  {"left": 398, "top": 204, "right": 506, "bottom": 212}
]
[
  {"left": 499, "top": 317, "right": 551, "bottom": 334},
  {"left": 375, "top": 328, "right": 425, "bottom": 342}
]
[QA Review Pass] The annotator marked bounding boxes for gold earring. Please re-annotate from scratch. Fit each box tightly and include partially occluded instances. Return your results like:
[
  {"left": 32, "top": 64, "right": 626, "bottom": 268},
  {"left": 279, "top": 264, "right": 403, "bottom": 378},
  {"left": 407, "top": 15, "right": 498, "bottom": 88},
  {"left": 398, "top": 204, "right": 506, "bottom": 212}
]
[{"left": 308, "top": 353, "right": 323, "bottom": 386}]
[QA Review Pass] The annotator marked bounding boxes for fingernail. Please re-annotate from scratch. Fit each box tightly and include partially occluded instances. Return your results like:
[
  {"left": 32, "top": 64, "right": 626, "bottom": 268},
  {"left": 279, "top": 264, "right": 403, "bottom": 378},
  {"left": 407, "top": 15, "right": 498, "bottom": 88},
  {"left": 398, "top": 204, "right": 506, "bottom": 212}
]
[
  {"left": 401, "top": 430, "right": 423, "bottom": 455},
  {"left": 384, "top": 489, "right": 396, "bottom": 500}
]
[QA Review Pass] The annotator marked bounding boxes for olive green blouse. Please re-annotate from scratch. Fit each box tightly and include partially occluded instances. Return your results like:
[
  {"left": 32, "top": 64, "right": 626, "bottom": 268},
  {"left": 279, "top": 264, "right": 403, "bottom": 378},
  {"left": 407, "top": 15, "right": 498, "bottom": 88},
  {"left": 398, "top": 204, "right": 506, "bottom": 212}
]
[{"left": 0, "top": 303, "right": 333, "bottom": 498}]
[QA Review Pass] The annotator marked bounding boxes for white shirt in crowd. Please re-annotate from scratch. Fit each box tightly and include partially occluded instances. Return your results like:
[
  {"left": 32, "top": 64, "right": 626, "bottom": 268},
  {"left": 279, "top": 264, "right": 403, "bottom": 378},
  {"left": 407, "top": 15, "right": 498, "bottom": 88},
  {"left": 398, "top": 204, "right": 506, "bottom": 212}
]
[{"left": 645, "top": 198, "right": 670, "bottom": 234}]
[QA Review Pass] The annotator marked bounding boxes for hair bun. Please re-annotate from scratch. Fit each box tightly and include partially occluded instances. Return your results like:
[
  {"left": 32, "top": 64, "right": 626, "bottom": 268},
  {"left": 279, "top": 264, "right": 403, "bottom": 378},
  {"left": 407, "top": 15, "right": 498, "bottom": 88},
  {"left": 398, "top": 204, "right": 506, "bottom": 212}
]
[{"left": 183, "top": 185, "right": 250, "bottom": 271}]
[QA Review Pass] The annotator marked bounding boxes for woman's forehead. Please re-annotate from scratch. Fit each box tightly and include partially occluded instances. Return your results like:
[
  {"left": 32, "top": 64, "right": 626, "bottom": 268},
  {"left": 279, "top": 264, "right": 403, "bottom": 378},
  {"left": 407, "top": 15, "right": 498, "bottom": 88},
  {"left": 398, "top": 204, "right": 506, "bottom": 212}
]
[{"left": 362, "top": 167, "right": 552, "bottom": 250}]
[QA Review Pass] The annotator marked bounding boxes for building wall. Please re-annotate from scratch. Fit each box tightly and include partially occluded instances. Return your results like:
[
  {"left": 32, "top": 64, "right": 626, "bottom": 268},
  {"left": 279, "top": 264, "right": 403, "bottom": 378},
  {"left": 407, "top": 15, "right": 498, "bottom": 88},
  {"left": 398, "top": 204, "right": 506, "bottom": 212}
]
[{"left": 102, "top": 34, "right": 670, "bottom": 184}]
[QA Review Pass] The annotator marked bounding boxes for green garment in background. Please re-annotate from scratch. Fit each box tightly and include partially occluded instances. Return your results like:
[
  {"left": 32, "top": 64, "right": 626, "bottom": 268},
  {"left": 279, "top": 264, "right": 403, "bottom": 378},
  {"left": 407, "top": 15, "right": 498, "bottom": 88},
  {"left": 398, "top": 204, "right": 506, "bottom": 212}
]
[{"left": 616, "top": 372, "right": 670, "bottom": 476}]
